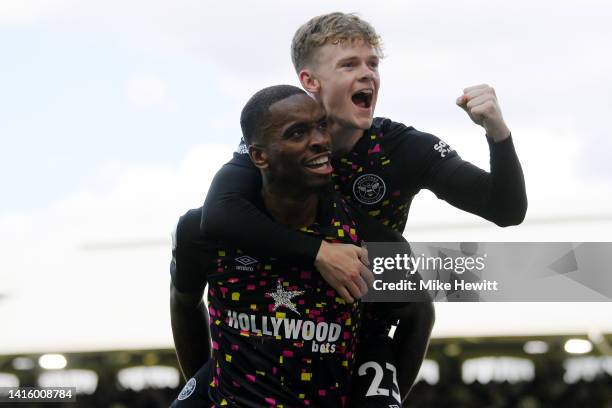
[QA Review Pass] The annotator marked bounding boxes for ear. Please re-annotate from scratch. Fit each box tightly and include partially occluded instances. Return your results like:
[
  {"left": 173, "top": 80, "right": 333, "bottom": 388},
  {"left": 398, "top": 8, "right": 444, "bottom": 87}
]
[
  {"left": 299, "top": 68, "right": 320, "bottom": 94},
  {"left": 248, "top": 144, "right": 268, "bottom": 169}
]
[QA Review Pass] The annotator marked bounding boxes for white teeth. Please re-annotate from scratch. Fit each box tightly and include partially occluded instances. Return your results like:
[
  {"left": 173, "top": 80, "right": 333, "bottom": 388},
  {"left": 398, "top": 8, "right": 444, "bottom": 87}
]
[
  {"left": 356, "top": 89, "right": 373, "bottom": 95},
  {"left": 307, "top": 157, "right": 329, "bottom": 165}
]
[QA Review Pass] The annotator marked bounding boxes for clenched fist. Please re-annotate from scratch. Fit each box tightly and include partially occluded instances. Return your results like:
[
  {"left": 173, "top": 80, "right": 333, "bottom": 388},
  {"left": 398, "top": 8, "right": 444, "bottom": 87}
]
[{"left": 456, "top": 84, "right": 511, "bottom": 142}]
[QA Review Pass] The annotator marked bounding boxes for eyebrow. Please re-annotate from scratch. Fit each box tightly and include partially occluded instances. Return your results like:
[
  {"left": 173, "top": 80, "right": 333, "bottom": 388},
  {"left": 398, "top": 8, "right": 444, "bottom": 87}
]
[
  {"left": 282, "top": 122, "right": 307, "bottom": 138},
  {"left": 281, "top": 114, "right": 327, "bottom": 138},
  {"left": 336, "top": 54, "right": 379, "bottom": 66},
  {"left": 336, "top": 56, "right": 358, "bottom": 66}
]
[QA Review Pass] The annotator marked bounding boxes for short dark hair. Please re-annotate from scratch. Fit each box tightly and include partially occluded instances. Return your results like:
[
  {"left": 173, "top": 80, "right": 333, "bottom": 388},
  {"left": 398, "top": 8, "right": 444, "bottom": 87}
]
[{"left": 240, "top": 85, "right": 307, "bottom": 145}]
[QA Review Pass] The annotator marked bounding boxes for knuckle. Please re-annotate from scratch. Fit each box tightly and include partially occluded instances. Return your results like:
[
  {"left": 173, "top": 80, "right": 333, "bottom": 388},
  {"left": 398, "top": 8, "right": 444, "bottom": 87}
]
[{"left": 345, "top": 271, "right": 359, "bottom": 282}]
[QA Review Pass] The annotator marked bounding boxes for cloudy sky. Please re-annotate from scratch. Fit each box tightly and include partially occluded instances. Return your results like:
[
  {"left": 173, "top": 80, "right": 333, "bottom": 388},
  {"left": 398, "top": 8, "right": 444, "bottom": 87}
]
[{"left": 1, "top": 0, "right": 611, "bottom": 352}]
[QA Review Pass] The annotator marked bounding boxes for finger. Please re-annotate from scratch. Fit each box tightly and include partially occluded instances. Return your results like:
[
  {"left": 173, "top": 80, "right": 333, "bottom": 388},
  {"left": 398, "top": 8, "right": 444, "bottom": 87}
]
[
  {"left": 336, "top": 286, "right": 354, "bottom": 304},
  {"left": 470, "top": 100, "right": 497, "bottom": 116},
  {"left": 359, "top": 245, "right": 370, "bottom": 266},
  {"left": 347, "top": 244, "right": 362, "bottom": 258},
  {"left": 466, "top": 93, "right": 494, "bottom": 110},
  {"left": 465, "top": 87, "right": 494, "bottom": 102},
  {"left": 360, "top": 263, "right": 374, "bottom": 287},
  {"left": 346, "top": 280, "right": 363, "bottom": 300},
  {"left": 456, "top": 96, "right": 469, "bottom": 113},
  {"left": 356, "top": 276, "right": 369, "bottom": 297},
  {"left": 463, "top": 84, "right": 489, "bottom": 94},
  {"left": 459, "top": 85, "right": 493, "bottom": 110}
]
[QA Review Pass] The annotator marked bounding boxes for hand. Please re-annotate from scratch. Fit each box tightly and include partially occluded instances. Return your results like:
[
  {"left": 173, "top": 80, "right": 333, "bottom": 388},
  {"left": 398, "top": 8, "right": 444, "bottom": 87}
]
[
  {"left": 314, "top": 241, "right": 373, "bottom": 303},
  {"left": 456, "top": 84, "right": 511, "bottom": 142}
]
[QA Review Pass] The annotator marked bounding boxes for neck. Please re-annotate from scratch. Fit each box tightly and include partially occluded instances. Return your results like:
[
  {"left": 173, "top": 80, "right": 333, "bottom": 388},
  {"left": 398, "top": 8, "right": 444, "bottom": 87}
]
[
  {"left": 329, "top": 121, "right": 364, "bottom": 157},
  {"left": 261, "top": 182, "right": 319, "bottom": 228}
]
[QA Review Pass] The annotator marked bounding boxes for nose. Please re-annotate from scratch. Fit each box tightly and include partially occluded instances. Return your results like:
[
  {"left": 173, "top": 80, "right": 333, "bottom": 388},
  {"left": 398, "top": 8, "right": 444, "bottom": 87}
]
[
  {"left": 309, "top": 126, "right": 331, "bottom": 152},
  {"left": 358, "top": 62, "right": 376, "bottom": 81}
]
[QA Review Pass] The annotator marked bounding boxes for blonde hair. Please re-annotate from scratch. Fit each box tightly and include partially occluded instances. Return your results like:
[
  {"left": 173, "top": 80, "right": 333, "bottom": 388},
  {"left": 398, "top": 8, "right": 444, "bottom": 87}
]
[{"left": 291, "top": 12, "right": 383, "bottom": 73}]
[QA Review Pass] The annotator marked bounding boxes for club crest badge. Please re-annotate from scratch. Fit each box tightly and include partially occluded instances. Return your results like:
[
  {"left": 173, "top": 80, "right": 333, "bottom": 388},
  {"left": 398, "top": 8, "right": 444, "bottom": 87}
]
[
  {"left": 353, "top": 174, "right": 386, "bottom": 205},
  {"left": 177, "top": 377, "right": 196, "bottom": 401}
]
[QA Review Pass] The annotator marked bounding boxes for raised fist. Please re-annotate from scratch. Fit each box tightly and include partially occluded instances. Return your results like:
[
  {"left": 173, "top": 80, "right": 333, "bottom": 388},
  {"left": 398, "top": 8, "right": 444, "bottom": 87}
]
[{"left": 456, "top": 84, "right": 511, "bottom": 142}]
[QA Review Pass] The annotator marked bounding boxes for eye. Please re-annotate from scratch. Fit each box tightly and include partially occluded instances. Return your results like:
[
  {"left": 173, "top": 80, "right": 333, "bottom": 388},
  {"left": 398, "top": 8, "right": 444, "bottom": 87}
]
[
  {"left": 289, "top": 128, "right": 306, "bottom": 139},
  {"left": 318, "top": 120, "right": 328, "bottom": 130},
  {"left": 369, "top": 61, "right": 379, "bottom": 70},
  {"left": 342, "top": 61, "right": 354, "bottom": 68}
]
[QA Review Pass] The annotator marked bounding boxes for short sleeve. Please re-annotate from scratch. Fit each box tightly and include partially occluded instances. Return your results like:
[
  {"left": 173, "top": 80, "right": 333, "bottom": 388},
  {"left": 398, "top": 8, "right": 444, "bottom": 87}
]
[{"left": 171, "top": 208, "right": 213, "bottom": 294}]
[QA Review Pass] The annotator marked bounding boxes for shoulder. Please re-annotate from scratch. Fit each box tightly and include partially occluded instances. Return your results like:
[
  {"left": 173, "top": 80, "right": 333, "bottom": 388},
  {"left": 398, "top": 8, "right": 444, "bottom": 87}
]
[
  {"left": 209, "top": 152, "right": 260, "bottom": 189},
  {"left": 173, "top": 208, "right": 205, "bottom": 251},
  {"left": 375, "top": 117, "right": 436, "bottom": 144},
  {"left": 173, "top": 207, "right": 219, "bottom": 268},
  {"left": 376, "top": 117, "right": 456, "bottom": 159},
  {"left": 227, "top": 152, "right": 256, "bottom": 169},
  {"left": 171, "top": 207, "right": 213, "bottom": 294},
  {"left": 372, "top": 117, "right": 415, "bottom": 139}
]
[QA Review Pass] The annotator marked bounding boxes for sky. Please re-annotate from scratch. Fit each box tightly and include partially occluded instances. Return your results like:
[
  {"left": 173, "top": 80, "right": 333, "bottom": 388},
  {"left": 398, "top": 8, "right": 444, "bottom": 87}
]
[{"left": 1, "top": 0, "right": 612, "bottom": 353}]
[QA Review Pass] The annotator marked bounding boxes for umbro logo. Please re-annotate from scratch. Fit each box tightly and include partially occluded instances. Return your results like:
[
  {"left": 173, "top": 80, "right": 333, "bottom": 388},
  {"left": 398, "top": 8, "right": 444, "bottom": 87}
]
[{"left": 235, "top": 255, "right": 258, "bottom": 266}]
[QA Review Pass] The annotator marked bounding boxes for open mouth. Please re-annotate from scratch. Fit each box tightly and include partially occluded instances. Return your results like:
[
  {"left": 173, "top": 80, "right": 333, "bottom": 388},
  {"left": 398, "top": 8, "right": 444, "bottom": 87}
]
[
  {"left": 351, "top": 89, "right": 373, "bottom": 109},
  {"left": 303, "top": 153, "right": 333, "bottom": 176},
  {"left": 304, "top": 155, "right": 331, "bottom": 169}
]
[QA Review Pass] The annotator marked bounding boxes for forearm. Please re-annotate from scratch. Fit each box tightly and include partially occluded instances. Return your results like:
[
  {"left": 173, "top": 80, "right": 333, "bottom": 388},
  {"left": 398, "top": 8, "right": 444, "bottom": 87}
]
[
  {"left": 204, "top": 194, "right": 322, "bottom": 259},
  {"left": 391, "top": 302, "right": 435, "bottom": 403},
  {"left": 428, "top": 135, "right": 527, "bottom": 226},
  {"left": 442, "top": 85, "right": 526, "bottom": 225},
  {"left": 486, "top": 135, "right": 527, "bottom": 225},
  {"left": 201, "top": 162, "right": 322, "bottom": 260},
  {"left": 170, "top": 290, "right": 211, "bottom": 380}
]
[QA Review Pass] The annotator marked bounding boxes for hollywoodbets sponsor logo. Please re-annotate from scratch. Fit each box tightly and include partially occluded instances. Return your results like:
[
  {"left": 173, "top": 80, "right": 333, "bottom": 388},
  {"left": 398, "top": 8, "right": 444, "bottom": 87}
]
[{"left": 226, "top": 310, "right": 340, "bottom": 354}]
